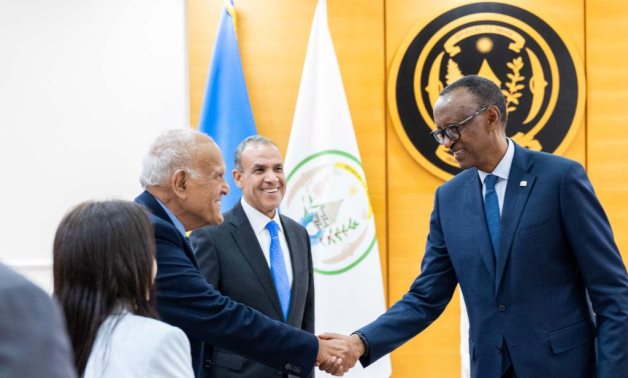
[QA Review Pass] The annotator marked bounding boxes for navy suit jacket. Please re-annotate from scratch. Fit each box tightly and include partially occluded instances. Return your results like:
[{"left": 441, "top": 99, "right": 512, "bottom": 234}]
[
  {"left": 135, "top": 191, "right": 317, "bottom": 378},
  {"left": 190, "top": 201, "right": 315, "bottom": 378},
  {"left": 358, "top": 144, "right": 628, "bottom": 378}
]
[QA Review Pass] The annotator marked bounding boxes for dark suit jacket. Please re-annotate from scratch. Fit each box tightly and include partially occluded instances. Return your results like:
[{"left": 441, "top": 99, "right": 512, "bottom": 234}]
[
  {"left": 190, "top": 201, "right": 315, "bottom": 378},
  {"left": 135, "top": 191, "right": 317, "bottom": 378},
  {"left": 358, "top": 144, "right": 628, "bottom": 378},
  {"left": 0, "top": 263, "right": 76, "bottom": 378}
]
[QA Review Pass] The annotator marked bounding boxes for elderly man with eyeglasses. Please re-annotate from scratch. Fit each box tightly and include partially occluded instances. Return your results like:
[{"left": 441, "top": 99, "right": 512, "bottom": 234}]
[{"left": 323, "top": 75, "right": 628, "bottom": 378}]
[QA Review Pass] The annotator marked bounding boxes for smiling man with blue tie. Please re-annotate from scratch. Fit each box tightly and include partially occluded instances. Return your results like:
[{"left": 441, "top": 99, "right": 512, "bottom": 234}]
[
  {"left": 331, "top": 75, "right": 628, "bottom": 378},
  {"left": 191, "top": 136, "right": 315, "bottom": 378}
]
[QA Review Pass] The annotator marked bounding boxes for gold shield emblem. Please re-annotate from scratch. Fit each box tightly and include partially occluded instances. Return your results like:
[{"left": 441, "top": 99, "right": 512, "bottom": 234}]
[{"left": 389, "top": 2, "right": 585, "bottom": 180}]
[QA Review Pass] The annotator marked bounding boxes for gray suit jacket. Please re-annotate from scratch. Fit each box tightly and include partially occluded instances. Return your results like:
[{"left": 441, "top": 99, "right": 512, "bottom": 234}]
[
  {"left": 0, "top": 263, "right": 76, "bottom": 378},
  {"left": 191, "top": 202, "right": 315, "bottom": 378}
]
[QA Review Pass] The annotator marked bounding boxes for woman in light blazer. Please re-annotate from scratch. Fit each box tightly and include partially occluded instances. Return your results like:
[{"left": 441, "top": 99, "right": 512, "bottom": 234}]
[{"left": 53, "top": 200, "right": 193, "bottom": 378}]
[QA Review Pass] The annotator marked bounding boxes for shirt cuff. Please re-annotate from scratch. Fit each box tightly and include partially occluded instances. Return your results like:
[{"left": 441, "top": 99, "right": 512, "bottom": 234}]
[{"left": 351, "top": 331, "right": 370, "bottom": 359}]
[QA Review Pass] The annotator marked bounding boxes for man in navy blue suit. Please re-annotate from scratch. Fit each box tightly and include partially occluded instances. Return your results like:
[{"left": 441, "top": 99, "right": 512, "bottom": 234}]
[
  {"left": 330, "top": 75, "right": 628, "bottom": 377},
  {"left": 135, "top": 129, "right": 358, "bottom": 378}
]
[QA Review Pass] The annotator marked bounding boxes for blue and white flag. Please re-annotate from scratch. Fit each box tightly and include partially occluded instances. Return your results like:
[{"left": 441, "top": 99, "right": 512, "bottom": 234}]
[{"left": 198, "top": 0, "right": 256, "bottom": 211}]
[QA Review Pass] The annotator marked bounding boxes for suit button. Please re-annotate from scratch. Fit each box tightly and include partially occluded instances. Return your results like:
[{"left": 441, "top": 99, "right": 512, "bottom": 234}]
[
  {"left": 204, "top": 359, "right": 212, "bottom": 368},
  {"left": 497, "top": 304, "right": 506, "bottom": 312}
]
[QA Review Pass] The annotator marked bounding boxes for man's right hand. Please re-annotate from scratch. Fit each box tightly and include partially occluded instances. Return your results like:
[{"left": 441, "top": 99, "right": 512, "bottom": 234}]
[
  {"left": 316, "top": 332, "right": 365, "bottom": 376},
  {"left": 316, "top": 336, "right": 351, "bottom": 376}
]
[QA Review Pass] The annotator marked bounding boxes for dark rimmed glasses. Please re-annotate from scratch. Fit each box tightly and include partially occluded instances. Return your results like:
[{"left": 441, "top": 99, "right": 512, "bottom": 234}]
[{"left": 431, "top": 106, "right": 489, "bottom": 144}]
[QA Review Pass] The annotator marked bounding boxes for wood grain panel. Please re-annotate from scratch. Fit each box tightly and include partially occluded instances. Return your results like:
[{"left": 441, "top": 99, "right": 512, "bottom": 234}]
[
  {"left": 585, "top": 0, "right": 628, "bottom": 267},
  {"left": 188, "top": 0, "right": 220, "bottom": 128}
]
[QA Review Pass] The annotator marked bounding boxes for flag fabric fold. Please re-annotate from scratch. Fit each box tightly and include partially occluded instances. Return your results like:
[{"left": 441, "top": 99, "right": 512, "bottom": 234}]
[
  {"left": 282, "top": 1, "right": 391, "bottom": 377},
  {"left": 198, "top": 0, "right": 256, "bottom": 211}
]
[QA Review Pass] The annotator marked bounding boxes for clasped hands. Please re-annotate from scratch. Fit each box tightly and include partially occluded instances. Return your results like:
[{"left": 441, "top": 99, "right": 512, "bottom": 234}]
[{"left": 316, "top": 333, "right": 365, "bottom": 376}]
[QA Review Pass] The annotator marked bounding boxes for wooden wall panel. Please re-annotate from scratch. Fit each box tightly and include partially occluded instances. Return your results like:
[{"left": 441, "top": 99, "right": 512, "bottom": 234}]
[
  {"left": 384, "top": 1, "right": 585, "bottom": 376},
  {"left": 188, "top": 0, "right": 220, "bottom": 129},
  {"left": 585, "top": 0, "right": 628, "bottom": 269}
]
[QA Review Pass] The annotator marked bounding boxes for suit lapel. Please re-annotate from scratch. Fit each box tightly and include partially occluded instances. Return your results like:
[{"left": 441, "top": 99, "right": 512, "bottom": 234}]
[
  {"left": 465, "top": 172, "right": 497, "bottom": 280},
  {"left": 280, "top": 215, "right": 303, "bottom": 326},
  {"left": 137, "top": 191, "right": 169, "bottom": 221},
  {"left": 182, "top": 236, "right": 199, "bottom": 269},
  {"left": 495, "top": 145, "right": 535, "bottom": 292},
  {"left": 229, "top": 204, "right": 285, "bottom": 320},
  {"left": 136, "top": 191, "right": 199, "bottom": 269}
]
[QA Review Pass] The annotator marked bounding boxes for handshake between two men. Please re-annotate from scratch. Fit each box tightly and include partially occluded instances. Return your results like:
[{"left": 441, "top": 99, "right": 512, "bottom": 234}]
[{"left": 316, "top": 333, "right": 365, "bottom": 376}]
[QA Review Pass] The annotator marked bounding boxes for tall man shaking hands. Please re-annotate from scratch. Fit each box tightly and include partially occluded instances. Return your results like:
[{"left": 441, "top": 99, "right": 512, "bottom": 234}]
[{"left": 330, "top": 75, "right": 628, "bottom": 378}]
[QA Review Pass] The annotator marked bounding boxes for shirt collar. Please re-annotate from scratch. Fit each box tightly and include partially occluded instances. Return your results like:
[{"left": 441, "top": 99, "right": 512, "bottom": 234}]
[
  {"left": 240, "top": 198, "right": 282, "bottom": 235},
  {"left": 155, "top": 198, "right": 186, "bottom": 238},
  {"left": 478, "top": 138, "right": 515, "bottom": 183}
]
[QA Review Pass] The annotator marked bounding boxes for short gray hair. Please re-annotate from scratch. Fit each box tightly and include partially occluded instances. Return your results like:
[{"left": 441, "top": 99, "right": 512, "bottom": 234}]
[
  {"left": 234, "top": 135, "right": 277, "bottom": 171},
  {"left": 139, "top": 129, "right": 210, "bottom": 188}
]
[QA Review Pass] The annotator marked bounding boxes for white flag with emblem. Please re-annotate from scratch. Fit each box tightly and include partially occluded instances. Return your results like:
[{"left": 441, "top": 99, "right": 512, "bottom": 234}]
[{"left": 282, "top": 0, "right": 391, "bottom": 377}]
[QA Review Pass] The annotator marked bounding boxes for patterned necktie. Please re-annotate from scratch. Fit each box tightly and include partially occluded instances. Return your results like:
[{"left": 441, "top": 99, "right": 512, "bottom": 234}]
[
  {"left": 484, "top": 174, "right": 501, "bottom": 256},
  {"left": 266, "top": 220, "right": 291, "bottom": 320}
]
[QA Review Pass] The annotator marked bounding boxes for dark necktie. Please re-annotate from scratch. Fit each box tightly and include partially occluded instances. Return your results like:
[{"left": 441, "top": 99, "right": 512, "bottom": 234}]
[
  {"left": 266, "top": 220, "right": 291, "bottom": 320},
  {"left": 184, "top": 236, "right": 193, "bottom": 250},
  {"left": 484, "top": 174, "right": 501, "bottom": 256}
]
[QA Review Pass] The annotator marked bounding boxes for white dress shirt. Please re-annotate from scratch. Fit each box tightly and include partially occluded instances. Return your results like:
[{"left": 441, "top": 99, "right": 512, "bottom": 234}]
[
  {"left": 477, "top": 138, "right": 515, "bottom": 215},
  {"left": 240, "top": 198, "right": 294, "bottom": 286}
]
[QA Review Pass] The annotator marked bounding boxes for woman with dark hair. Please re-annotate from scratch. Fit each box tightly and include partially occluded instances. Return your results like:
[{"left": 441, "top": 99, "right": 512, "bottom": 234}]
[{"left": 53, "top": 200, "right": 193, "bottom": 377}]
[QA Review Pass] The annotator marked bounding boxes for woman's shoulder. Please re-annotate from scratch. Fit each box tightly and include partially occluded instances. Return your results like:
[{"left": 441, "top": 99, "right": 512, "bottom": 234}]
[
  {"left": 119, "top": 313, "right": 176, "bottom": 330},
  {"left": 116, "top": 313, "right": 188, "bottom": 343},
  {"left": 121, "top": 314, "right": 194, "bottom": 377},
  {"left": 85, "top": 312, "right": 192, "bottom": 378}
]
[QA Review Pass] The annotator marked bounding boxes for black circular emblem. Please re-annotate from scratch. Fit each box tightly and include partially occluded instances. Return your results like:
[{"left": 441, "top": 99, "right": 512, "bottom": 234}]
[{"left": 389, "top": 2, "right": 585, "bottom": 180}]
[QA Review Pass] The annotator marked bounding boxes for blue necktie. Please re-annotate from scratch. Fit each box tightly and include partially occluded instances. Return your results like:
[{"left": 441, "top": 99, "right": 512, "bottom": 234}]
[
  {"left": 266, "top": 221, "right": 291, "bottom": 320},
  {"left": 484, "top": 174, "right": 501, "bottom": 256}
]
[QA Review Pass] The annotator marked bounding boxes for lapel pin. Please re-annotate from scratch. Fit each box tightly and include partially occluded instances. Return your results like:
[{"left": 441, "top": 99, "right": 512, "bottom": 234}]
[{"left": 519, "top": 180, "right": 527, "bottom": 187}]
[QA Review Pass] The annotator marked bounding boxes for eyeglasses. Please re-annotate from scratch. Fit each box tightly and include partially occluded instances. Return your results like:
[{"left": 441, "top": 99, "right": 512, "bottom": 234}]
[{"left": 431, "top": 106, "right": 489, "bottom": 144}]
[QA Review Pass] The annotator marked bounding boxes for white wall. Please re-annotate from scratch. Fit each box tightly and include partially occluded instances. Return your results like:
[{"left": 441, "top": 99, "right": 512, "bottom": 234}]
[{"left": 0, "top": 0, "right": 188, "bottom": 291}]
